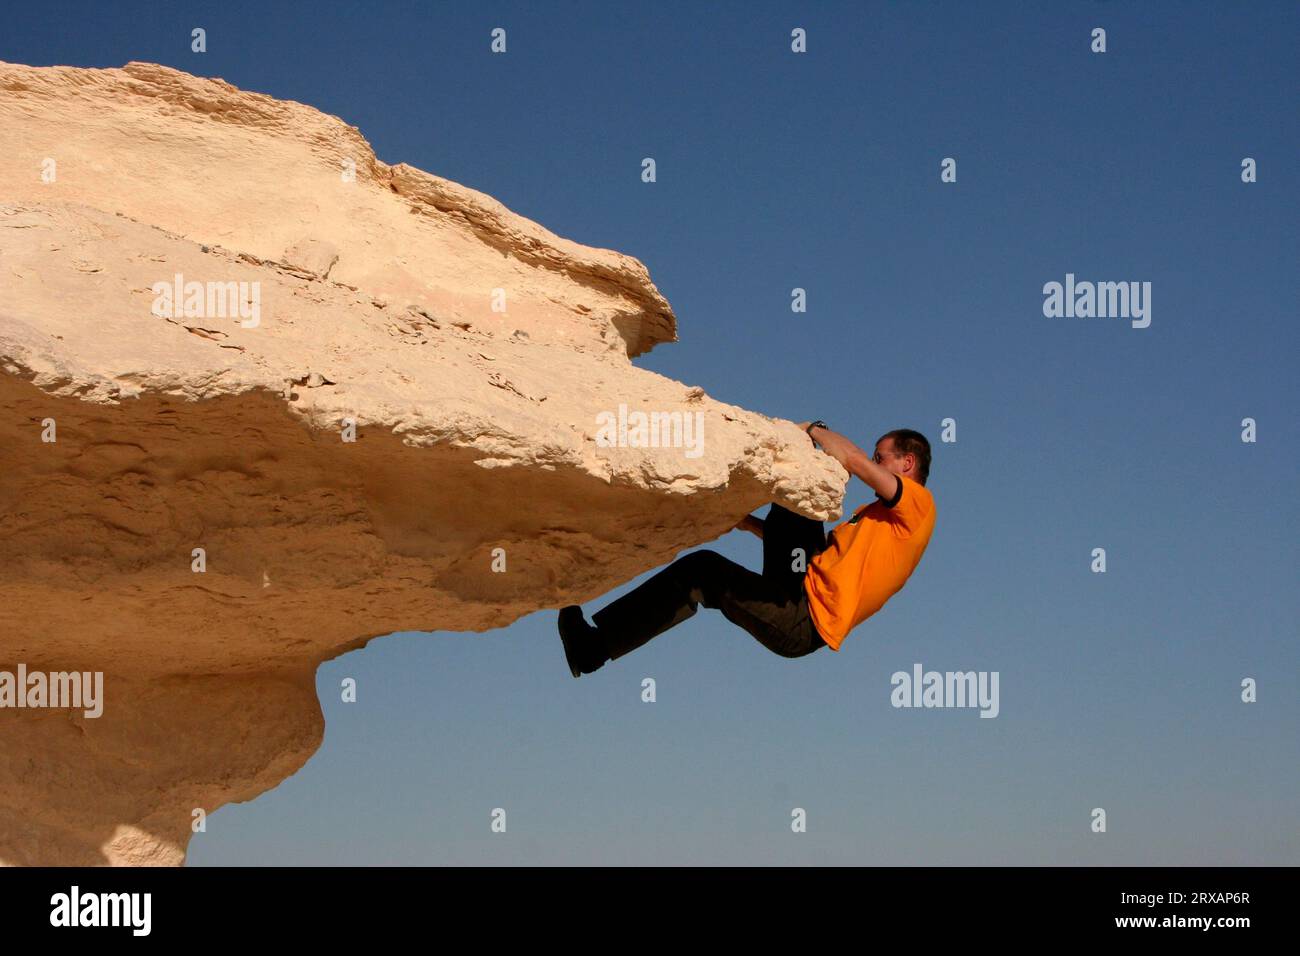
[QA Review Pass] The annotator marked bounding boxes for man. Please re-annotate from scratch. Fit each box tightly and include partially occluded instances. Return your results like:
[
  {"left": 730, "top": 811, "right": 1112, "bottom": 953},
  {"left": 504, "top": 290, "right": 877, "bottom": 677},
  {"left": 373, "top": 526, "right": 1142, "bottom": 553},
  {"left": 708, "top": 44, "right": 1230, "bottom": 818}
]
[{"left": 556, "top": 423, "right": 936, "bottom": 676}]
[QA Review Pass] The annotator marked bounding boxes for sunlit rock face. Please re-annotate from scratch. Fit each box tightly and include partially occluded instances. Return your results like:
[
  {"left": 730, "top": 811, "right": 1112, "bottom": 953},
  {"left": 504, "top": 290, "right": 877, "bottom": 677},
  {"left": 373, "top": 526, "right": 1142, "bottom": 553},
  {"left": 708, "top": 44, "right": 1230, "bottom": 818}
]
[{"left": 0, "top": 61, "right": 845, "bottom": 865}]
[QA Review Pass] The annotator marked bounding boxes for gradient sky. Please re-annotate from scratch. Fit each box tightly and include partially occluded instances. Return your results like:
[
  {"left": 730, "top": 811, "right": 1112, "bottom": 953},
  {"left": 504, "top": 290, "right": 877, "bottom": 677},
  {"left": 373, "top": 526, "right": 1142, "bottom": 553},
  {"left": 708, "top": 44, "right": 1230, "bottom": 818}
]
[{"left": 5, "top": 0, "right": 1296, "bottom": 865}]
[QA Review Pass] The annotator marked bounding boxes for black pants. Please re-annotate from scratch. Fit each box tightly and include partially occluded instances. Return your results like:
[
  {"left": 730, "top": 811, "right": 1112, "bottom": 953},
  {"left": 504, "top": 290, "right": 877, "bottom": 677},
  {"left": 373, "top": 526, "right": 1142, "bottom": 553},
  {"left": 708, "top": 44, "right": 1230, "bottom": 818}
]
[{"left": 590, "top": 504, "right": 830, "bottom": 661}]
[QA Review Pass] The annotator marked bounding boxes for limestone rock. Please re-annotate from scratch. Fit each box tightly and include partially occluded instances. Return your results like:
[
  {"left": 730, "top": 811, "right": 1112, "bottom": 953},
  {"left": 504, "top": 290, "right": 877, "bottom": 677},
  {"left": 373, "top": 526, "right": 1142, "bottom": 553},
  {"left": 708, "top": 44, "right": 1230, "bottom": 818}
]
[{"left": 0, "top": 61, "right": 846, "bottom": 865}]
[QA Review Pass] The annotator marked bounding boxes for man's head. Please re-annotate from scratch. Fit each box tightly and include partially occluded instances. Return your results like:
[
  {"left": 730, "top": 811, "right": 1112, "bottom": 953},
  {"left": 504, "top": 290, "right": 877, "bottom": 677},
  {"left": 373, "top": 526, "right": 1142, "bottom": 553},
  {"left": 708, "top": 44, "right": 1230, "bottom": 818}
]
[{"left": 873, "top": 429, "right": 931, "bottom": 486}]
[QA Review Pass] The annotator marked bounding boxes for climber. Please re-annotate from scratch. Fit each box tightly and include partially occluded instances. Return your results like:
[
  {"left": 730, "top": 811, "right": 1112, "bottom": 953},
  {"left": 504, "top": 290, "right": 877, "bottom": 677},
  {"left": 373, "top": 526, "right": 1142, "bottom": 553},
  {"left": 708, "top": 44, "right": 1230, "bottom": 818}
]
[{"left": 557, "top": 423, "right": 936, "bottom": 676}]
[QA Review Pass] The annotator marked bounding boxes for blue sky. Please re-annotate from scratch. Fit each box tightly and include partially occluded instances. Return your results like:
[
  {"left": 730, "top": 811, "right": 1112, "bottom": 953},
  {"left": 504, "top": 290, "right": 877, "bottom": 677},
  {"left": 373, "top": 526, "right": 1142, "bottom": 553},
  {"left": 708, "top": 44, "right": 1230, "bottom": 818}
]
[{"left": 6, "top": 0, "right": 1296, "bottom": 864}]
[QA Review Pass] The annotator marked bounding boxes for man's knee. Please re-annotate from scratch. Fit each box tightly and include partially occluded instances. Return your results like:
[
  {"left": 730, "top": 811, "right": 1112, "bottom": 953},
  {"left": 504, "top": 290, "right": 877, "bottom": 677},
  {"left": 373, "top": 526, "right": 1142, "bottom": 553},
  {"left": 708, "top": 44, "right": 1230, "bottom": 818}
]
[
  {"left": 675, "top": 548, "right": 727, "bottom": 576},
  {"left": 766, "top": 504, "right": 797, "bottom": 523},
  {"left": 766, "top": 503, "right": 823, "bottom": 538},
  {"left": 672, "top": 549, "right": 731, "bottom": 605}
]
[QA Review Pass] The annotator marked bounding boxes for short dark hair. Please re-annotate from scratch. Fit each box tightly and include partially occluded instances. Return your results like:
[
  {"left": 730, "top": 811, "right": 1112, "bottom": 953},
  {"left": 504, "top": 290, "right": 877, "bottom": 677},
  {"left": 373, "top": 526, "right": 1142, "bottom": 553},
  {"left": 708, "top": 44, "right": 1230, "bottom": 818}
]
[{"left": 877, "top": 429, "right": 931, "bottom": 485}]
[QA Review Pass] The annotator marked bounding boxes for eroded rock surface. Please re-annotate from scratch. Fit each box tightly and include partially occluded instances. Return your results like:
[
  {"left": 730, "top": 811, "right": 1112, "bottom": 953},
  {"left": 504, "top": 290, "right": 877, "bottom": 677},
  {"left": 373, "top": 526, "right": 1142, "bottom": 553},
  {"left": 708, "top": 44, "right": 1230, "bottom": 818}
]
[{"left": 0, "top": 61, "right": 845, "bottom": 865}]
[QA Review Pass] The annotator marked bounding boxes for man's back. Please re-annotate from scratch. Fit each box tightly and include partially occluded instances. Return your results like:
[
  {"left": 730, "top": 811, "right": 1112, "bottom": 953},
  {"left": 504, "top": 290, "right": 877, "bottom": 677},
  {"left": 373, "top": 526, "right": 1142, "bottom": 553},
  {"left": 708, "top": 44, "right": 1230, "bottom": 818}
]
[{"left": 804, "top": 474, "right": 936, "bottom": 651}]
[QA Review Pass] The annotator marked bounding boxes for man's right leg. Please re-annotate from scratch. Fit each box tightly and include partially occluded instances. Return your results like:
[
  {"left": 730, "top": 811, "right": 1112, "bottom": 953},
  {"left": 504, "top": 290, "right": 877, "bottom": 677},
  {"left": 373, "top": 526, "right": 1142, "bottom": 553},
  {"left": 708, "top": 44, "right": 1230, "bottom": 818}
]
[{"left": 762, "top": 504, "right": 827, "bottom": 601}]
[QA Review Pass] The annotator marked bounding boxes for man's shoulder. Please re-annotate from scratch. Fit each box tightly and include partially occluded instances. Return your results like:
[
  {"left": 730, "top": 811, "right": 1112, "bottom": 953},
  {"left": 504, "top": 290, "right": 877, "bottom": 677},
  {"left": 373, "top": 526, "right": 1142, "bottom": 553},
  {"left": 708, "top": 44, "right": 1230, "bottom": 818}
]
[{"left": 899, "top": 475, "right": 935, "bottom": 514}]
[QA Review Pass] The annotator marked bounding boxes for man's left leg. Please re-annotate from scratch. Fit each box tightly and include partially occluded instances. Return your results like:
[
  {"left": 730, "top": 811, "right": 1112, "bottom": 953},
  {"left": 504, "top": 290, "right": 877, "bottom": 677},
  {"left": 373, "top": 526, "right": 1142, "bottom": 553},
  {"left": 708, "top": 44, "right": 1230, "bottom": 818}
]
[{"left": 560, "top": 549, "right": 819, "bottom": 672}]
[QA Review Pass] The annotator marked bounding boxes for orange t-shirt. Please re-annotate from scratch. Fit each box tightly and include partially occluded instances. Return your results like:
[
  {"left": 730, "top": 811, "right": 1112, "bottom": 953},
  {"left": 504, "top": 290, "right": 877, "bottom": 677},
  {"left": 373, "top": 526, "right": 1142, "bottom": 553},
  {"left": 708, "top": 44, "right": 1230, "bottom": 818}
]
[{"left": 804, "top": 474, "right": 935, "bottom": 651}]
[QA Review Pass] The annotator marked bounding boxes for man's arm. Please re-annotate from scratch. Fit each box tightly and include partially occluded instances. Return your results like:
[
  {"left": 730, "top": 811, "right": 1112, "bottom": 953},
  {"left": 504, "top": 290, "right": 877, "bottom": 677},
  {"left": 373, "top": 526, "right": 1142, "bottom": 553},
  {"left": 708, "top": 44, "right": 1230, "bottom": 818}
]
[
  {"left": 733, "top": 514, "right": 765, "bottom": 539},
  {"left": 798, "top": 422, "right": 900, "bottom": 502}
]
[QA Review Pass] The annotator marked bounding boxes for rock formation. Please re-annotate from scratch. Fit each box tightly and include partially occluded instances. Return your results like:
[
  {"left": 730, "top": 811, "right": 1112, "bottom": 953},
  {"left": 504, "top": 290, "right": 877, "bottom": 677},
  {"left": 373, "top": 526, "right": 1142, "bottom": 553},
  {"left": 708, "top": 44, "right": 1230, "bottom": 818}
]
[{"left": 0, "top": 61, "right": 845, "bottom": 865}]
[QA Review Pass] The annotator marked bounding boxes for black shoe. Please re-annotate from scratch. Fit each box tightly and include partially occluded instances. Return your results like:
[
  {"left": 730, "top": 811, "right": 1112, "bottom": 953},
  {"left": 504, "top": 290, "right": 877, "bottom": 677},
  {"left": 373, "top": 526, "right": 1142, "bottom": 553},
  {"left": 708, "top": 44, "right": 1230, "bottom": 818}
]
[{"left": 558, "top": 605, "right": 606, "bottom": 678}]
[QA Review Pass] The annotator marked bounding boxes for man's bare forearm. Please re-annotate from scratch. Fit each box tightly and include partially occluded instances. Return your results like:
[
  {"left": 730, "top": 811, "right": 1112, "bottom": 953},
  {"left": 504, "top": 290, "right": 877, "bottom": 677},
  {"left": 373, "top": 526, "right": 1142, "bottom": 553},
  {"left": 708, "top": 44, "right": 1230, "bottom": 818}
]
[
  {"left": 735, "top": 514, "right": 765, "bottom": 539},
  {"left": 801, "top": 422, "right": 898, "bottom": 500},
  {"left": 806, "top": 425, "right": 866, "bottom": 472}
]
